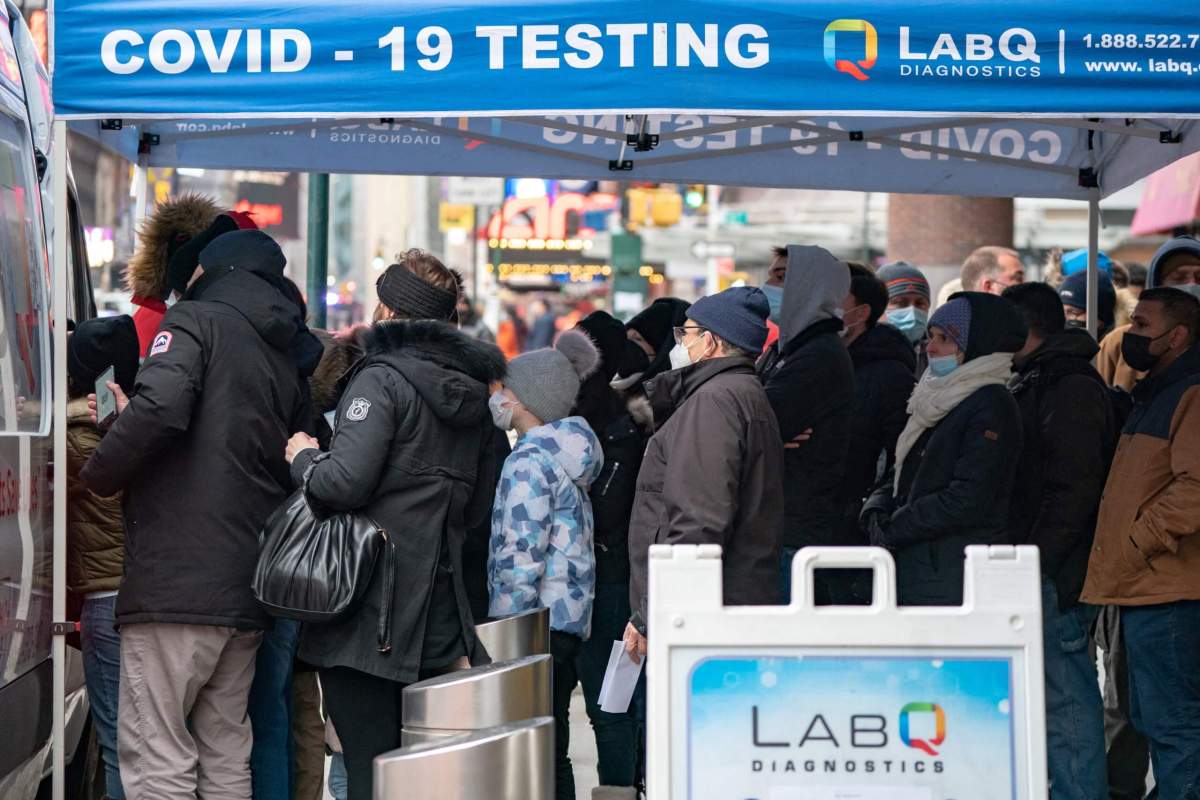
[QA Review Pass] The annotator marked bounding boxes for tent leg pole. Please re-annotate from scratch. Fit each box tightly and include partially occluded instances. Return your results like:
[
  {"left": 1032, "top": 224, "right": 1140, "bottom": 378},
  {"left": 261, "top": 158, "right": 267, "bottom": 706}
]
[
  {"left": 705, "top": 185, "right": 721, "bottom": 295},
  {"left": 132, "top": 164, "right": 148, "bottom": 222},
  {"left": 1087, "top": 189, "right": 1100, "bottom": 338},
  {"left": 51, "top": 120, "right": 69, "bottom": 800},
  {"left": 306, "top": 173, "right": 330, "bottom": 329}
]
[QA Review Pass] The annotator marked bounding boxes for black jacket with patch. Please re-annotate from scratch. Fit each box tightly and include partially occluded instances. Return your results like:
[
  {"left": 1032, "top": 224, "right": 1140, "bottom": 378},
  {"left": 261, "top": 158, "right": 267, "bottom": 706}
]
[
  {"left": 82, "top": 265, "right": 317, "bottom": 630},
  {"left": 291, "top": 321, "right": 506, "bottom": 684},
  {"left": 1007, "top": 329, "right": 1117, "bottom": 609}
]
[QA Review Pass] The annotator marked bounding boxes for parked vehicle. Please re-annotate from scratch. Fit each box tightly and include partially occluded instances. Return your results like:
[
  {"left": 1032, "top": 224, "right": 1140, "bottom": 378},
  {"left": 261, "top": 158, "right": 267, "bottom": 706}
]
[{"left": 0, "top": 3, "right": 97, "bottom": 798}]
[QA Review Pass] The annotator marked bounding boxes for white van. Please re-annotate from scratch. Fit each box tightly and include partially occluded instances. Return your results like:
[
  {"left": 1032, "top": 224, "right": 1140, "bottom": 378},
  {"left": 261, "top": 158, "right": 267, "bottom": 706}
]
[{"left": 0, "top": 3, "right": 98, "bottom": 798}]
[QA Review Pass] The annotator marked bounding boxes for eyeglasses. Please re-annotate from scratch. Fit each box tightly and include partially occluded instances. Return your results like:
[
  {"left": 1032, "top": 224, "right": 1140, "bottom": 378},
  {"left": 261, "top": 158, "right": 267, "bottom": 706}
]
[{"left": 672, "top": 325, "right": 707, "bottom": 345}]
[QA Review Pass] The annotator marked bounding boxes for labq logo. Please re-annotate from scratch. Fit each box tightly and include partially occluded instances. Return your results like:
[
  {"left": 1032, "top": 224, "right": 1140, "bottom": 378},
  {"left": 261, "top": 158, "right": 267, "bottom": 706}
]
[
  {"left": 823, "top": 19, "right": 877, "bottom": 81},
  {"left": 899, "top": 702, "right": 947, "bottom": 756}
]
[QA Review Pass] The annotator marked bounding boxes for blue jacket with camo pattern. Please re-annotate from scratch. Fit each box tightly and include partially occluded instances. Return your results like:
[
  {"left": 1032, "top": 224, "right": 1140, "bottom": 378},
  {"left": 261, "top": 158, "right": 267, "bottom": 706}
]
[{"left": 488, "top": 417, "right": 603, "bottom": 638}]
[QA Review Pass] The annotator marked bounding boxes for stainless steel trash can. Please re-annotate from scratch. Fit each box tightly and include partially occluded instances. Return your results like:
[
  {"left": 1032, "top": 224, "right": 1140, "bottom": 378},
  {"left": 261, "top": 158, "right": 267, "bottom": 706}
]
[
  {"left": 473, "top": 607, "right": 550, "bottom": 662},
  {"left": 374, "top": 716, "right": 554, "bottom": 800},
  {"left": 401, "top": 654, "right": 552, "bottom": 746}
]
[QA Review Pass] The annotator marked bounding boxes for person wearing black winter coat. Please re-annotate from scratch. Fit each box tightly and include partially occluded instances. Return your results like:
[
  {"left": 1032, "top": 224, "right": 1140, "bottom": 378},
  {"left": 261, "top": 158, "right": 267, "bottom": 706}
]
[
  {"left": 81, "top": 229, "right": 322, "bottom": 800},
  {"left": 862, "top": 292, "right": 1025, "bottom": 607},
  {"left": 757, "top": 245, "right": 854, "bottom": 601},
  {"left": 1003, "top": 282, "right": 1115, "bottom": 800},
  {"left": 571, "top": 312, "right": 648, "bottom": 791},
  {"left": 285, "top": 256, "right": 506, "bottom": 800},
  {"left": 838, "top": 280, "right": 917, "bottom": 546}
]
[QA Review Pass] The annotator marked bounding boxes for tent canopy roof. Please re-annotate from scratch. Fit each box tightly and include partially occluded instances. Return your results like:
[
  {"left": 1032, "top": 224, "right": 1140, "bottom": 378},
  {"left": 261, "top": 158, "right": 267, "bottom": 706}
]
[{"left": 53, "top": 0, "right": 1200, "bottom": 196}]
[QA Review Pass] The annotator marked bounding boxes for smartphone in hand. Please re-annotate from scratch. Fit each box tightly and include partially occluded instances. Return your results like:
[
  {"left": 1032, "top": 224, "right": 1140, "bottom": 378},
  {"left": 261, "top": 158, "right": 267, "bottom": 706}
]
[{"left": 95, "top": 366, "right": 117, "bottom": 429}]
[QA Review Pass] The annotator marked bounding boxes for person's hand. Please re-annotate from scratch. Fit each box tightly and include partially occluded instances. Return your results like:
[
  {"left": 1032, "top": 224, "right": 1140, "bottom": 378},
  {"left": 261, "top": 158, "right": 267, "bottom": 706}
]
[
  {"left": 864, "top": 511, "right": 891, "bottom": 548},
  {"left": 86, "top": 382, "right": 129, "bottom": 426},
  {"left": 784, "top": 428, "right": 813, "bottom": 450},
  {"left": 623, "top": 621, "right": 647, "bottom": 665},
  {"left": 285, "top": 432, "right": 320, "bottom": 464}
]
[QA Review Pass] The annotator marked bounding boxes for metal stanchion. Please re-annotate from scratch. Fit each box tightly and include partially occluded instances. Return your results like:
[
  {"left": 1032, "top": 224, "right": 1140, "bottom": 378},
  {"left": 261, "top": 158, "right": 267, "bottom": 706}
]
[
  {"left": 473, "top": 607, "right": 550, "bottom": 662},
  {"left": 374, "top": 716, "right": 554, "bottom": 800},
  {"left": 401, "top": 654, "right": 552, "bottom": 746}
]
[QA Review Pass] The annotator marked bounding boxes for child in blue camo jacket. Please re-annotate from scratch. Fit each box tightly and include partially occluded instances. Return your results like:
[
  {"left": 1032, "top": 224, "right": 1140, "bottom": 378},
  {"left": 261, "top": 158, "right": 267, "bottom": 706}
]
[{"left": 487, "top": 329, "right": 603, "bottom": 800}]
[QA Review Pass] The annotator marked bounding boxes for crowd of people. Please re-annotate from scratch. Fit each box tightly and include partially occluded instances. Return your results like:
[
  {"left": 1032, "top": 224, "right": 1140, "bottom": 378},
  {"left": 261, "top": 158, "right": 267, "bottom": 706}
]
[{"left": 62, "top": 193, "right": 1200, "bottom": 800}]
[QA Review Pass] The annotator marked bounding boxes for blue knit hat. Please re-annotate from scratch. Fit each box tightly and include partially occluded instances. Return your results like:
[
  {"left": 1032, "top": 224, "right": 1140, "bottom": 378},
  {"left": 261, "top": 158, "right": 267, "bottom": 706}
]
[
  {"left": 929, "top": 296, "right": 972, "bottom": 353},
  {"left": 687, "top": 286, "right": 770, "bottom": 354}
]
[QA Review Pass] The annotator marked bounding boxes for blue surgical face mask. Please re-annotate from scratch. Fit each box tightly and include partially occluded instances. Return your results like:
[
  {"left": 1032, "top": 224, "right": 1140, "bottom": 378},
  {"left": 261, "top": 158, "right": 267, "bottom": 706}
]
[
  {"left": 885, "top": 306, "right": 928, "bottom": 344},
  {"left": 761, "top": 283, "right": 784, "bottom": 324},
  {"left": 1173, "top": 283, "right": 1200, "bottom": 301},
  {"left": 928, "top": 354, "right": 961, "bottom": 378}
]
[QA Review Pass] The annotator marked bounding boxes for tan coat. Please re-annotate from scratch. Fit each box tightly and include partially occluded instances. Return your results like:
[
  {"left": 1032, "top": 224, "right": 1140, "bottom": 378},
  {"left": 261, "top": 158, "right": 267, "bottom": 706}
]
[
  {"left": 1082, "top": 347, "right": 1200, "bottom": 606},
  {"left": 1095, "top": 325, "right": 1145, "bottom": 392},
  {"left": 66, "top": 397, "right": 124, "bottom": 594}
]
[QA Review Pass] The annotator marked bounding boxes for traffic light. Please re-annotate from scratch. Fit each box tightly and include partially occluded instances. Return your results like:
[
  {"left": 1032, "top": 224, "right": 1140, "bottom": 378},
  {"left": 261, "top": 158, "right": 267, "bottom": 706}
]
[{"left": 684, "top": 184, "right": 706, "bottom": 211}]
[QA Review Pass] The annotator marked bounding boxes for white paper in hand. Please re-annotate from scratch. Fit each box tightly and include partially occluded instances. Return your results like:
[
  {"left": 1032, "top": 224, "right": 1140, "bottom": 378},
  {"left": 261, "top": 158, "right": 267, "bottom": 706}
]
[{"left": 597, "top": 640, "right": 644, "bottom": 713}]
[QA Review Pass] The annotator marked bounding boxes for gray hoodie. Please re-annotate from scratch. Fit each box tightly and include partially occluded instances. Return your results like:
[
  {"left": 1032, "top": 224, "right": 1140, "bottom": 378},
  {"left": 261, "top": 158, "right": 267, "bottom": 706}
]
[{"left": 780, "top": 245, "right": 851, "bottom": 348}]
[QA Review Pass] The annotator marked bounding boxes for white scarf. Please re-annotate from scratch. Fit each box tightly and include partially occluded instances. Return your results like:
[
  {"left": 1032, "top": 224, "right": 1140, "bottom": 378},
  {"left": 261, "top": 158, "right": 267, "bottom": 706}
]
[{"left": 893, "top": 351, "right": 1015, "bottom": 492}]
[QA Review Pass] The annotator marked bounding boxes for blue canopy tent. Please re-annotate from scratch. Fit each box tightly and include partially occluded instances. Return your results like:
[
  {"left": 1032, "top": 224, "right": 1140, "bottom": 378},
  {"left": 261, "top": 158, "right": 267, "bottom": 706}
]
[{"left": 47, "top": 1, "right": 1200, "bottom": 796}]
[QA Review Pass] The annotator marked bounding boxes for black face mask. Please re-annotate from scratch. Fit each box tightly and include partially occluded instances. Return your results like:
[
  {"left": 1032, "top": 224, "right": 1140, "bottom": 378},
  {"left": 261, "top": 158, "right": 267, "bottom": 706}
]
[
  {"left": 1065, "top": 319, "right": 1087, "bottom": 331},
  {"left": 1121, "top": 329, "right": 1173, "bottom": 372}
]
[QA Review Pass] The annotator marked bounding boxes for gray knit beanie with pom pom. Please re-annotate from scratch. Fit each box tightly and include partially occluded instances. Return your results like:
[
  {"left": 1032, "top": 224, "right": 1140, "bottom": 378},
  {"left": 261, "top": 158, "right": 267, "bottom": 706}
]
[{"left": 504, "top": 328, "right": 600, "bottom": 424}]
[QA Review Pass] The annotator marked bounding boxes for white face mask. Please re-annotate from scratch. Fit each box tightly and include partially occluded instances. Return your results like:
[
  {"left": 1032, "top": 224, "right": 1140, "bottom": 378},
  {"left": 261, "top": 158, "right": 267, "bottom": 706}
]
[
  {"left": 489, "top": 391, "right": 516, "bottom": 431},
  {"left": 668, "top": 343, "right": 693, "bottom": 370},
  {"left": 669, "top": 332, "right": 710, "bottom": 370}
]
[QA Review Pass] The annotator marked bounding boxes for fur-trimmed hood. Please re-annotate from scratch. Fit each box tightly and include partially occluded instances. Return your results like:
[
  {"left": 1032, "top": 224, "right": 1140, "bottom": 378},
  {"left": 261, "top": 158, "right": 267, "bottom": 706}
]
[
  {"left": 360, "top": 320, "right": 507, "bottom": 428},
  {"left": 310, "top": 326, "right": 369, "bottom": 414},
  {"left": 124, "top": 194, "right": 221, "bottom": 299}
]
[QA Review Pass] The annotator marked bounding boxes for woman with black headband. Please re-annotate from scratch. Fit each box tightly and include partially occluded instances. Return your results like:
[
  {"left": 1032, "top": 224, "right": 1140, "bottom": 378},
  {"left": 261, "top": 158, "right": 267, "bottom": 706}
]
[{"left": 283, "top": 249, "right": 507, "bottom": 800}]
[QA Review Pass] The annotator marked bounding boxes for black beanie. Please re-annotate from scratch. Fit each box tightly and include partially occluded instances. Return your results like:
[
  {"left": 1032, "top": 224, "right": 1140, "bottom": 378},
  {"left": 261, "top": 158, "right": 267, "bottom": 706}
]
[
  {"left": 575, "top": 311, "right": 628, "bottom": 381},
  {"left": 627, "top": 298, "right": 691, "bottom": 354},
  {"left": 199, "top": 229, "right": 286, "bottom": 277},
  {"left": 948, "top": 292, "right": 1028, "bottom": 361},
  {"left": 165, "top": 214, "right": 240, "bottom": 296},
  {"left": 68, "top": 315, "right": 139, "bottom": 394},
  {"left": 1060, "top": 271, "right": 1116, "bottom": 326}
]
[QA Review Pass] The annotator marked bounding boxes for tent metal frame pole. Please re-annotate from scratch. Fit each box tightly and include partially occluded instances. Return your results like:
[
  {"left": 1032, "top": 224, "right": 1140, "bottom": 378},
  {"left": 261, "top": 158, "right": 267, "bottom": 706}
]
[
  {"left": 1087, "top": 189, "right": 1101, "bottom": 338},
  {"left": 51, "top": 118, "right": 69, "bottom": 800},
  {"left": 132, "top": 162, "right": 148, "bottom": 222},
  {"left": 307, "top": 173, "right": 330, "bottom": 328}
]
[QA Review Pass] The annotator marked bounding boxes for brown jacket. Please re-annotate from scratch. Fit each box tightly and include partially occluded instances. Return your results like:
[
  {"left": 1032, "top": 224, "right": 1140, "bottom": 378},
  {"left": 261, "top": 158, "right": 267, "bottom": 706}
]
[
  {"left": 628, "top": 356, "right": 784, "bottom": 629},
  {"left": 1082, "top": 345, "right": 1200, "bottom": 606},
  {"left": 1095, "top": 324, "right": 1145, "bottom": 392},
  {"left": 66, "top": 398, "right": 124, "bottom": 594}
]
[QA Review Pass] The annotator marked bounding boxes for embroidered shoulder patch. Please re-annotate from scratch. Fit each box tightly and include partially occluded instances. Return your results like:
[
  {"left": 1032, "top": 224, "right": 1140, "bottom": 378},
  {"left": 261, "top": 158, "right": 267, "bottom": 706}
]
[
  {"left": 149, "top": 332, "right": 172, "bottom": 356},
  {"left": 983, "top": 429, "right": 999, "bottom": 441},
  {"left": 345, "top": 397, "right": 371, "bottom": 422}
]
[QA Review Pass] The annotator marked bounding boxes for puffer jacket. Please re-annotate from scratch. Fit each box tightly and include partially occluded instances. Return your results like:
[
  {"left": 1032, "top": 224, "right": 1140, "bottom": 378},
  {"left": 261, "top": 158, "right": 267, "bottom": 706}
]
[
  {"left": 1082, "top": 344, "right": 1200, "bottom": 606},
  {"left": 489, "top": 417, "right": 603, "bottom": 639},
  {"left": 630, "top": 356, "right": 784, "bottom": 629},
  {"left": 294, "top": 320, "right": 507, "bottom": 683},
  {"left": 65, "top": 398, "right": 123, "bottom": 594},
  {"left": 82, "top": 245, "right": 319, "bottom": 630}
]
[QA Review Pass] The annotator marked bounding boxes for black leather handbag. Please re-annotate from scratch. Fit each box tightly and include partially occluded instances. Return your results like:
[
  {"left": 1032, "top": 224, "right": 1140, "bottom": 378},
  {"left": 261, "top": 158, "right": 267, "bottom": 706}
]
[{"left": 253, "top": 458, "right": 396, "bottom": 653}]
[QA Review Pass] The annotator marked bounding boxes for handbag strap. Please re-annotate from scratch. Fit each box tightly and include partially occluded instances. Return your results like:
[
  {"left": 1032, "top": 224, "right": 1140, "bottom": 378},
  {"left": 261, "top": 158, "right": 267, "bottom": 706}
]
[
  {"left": 303, "top": 451, "right": 395, "bottom": 654},
  {"left": 377, "top": 534, "right": 396, "bottom": 653}
]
